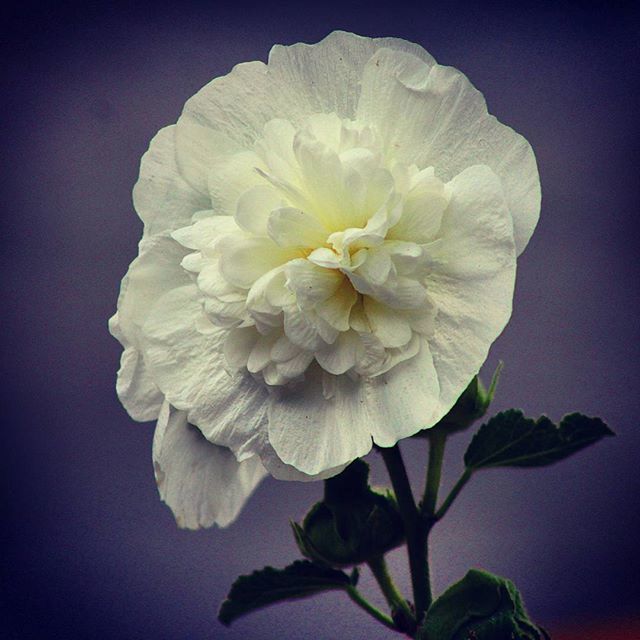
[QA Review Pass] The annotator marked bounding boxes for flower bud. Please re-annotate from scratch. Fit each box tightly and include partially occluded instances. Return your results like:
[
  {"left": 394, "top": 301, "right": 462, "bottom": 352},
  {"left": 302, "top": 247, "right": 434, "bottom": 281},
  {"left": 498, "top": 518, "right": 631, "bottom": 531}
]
[{"left": 293, "top": 460, "right": 404, "bottom": 567}]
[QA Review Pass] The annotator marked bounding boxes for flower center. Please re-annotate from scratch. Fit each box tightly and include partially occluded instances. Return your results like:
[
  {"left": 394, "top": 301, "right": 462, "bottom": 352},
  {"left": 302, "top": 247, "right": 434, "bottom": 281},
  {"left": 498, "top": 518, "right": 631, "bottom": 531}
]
[{"left": 175, "top": 113, "right": 451, "bottom": 386}]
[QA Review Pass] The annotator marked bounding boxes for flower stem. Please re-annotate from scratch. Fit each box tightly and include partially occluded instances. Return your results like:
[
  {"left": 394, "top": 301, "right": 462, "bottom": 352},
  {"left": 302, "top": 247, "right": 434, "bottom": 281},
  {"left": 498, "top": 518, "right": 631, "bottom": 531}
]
[
  {"left": 422, "top": 431, "right": 447, "bottom": 518},
  {"left": 346, "top": 585, "right": 397, "bottom": 631},
  {"left": 434, "top": 468, "right": 473, "bottom": 521},
  {"left": 380, "top": 445, "right": 430, "bottom": 622},
  {"left": 367, "top": 555, "right": 415, "bottom": 628}
]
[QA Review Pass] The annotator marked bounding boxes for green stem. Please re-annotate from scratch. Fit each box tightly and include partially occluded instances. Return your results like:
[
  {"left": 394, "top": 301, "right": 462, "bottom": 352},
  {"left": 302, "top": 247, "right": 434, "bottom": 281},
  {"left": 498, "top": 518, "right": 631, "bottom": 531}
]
[
  {"left": 380, "top": 445, "right": 430, "bottom": 622},
  {"left": 434, "top": 468, "right": 473, "bottom": 521},
  {"left": 422, "top": 431, "right": 447, "bottom": 518},
  {"left": 346, "top": 585, "right": 397, "bottom": 631},
  {"left": 367, "top": 555, "right": 415, "bottom": 626}
]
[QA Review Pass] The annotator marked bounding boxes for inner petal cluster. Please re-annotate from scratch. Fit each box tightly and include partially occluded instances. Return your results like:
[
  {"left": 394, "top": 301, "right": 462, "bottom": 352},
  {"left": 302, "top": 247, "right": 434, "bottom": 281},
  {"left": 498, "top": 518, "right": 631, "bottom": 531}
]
[{"left": 174, "top": 113, "right": 451, "bottom": 387}]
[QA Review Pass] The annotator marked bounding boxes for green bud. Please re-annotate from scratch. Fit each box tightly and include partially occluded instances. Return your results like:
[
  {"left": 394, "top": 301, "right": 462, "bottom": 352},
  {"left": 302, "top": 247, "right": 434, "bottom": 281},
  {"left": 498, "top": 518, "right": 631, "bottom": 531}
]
[{"left": 292, "top": 460, "right": 405, "bottom": 567}]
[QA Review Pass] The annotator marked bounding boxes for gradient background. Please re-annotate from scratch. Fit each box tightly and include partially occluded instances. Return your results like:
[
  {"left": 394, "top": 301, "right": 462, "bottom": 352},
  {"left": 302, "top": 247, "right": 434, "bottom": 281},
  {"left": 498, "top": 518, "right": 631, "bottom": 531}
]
[{"left": 2, "top": 1, "right": 639, "bottom": 638}]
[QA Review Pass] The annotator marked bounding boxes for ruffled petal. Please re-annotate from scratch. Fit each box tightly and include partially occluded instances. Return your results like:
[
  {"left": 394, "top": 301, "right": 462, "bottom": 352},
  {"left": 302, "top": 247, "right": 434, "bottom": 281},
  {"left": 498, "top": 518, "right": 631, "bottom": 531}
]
[
  {"left": 141, "top": 285, "right": 270, "bottom": 462},
  {"left": 267, "top": 207, "right": 328, "bottom": 248},
  {"left": 133, "top": 126, "right": 209, "bottom": 237},
  {"left": 365, "top": 340, "right": 441, "bottom": 446},
  {"left": 357, "top": 48, "right": 539, "bottom": 254},
  {"left": 174, "top": 120, "right": 240, "bottom": 195},
  {"left": 426, "top": 164, "right": 517, "bottom": 412},
  {"left": 235, "top": 184, "right": 285, "bottom": 236},
  {"left": 115, "top": 346, "right": 164, "bottom": 421},
  {"left": 116, "top": 235, "right": 191, "bottom": 338},
  {"left": 153, "top": 401, "right": 266, "bottom": 529},
  {"left": 267, "top": 367, "right": 373, "bottom": 475},
  {"left": 220, "top": 236, "right": 301, "bottom": 289},
  {"left": 109, "top": 236, "right": 191, "bottom": 421},
  {"left": 268, "top": 31, "right": 435, "bottom": 121}
]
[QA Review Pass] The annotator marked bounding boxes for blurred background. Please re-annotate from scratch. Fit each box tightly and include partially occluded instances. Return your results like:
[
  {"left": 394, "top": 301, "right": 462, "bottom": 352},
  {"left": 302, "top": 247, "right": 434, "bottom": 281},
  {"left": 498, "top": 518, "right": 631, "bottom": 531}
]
[{"left": 2, "top": 1, "right": 639, "bottom": 638}]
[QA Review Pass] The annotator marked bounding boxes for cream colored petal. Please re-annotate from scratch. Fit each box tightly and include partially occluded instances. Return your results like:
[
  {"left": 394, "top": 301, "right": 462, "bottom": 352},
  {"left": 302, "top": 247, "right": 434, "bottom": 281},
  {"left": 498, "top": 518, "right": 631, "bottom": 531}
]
[
  {"left": 220, "top": 236, "right": 301, "bottom": 289},
  {"left": 267, "top": 367, "right": 373, "bottom": 475},
  {"left": 366, "top": 341, "right": 442, "bottom": 445},
  {"left": 431, "top": 165, "right": 515, "bottom": 279},
  {"left": 314, "top": 330, "right": 362, "bottom": 375},
  {"left": 363, "top": 298, "right": 413, "bottom": 348},
  {"left": 357, "top": 48, "right": 539, "bottom": 254},
  {"left": 115, "top": 235, "right": 191, "bottom": 346},
  {"left": 284, "top": 259, "right": 342, "bottom": 309},
  {"left": 175, "top": 120, "right": 241, "bottom": 195},
  {"left": 172, "top": 214, "right": 240, "bottom": 251},
  {"left": 426, "top": 165, "right": 516, "bottom": 414},
  {"left": 133, "top": 126, "right": 209, "bottom": 237},
  {"left": 114, "top": 346, "right": 164, "bottom": 422},
  {"left": 235, "top": 184, "right": 285, "bottom": 236},
  {"left": 180, "top": 60, "right": 292, "bottom": 148},
  {"left": 141, "top": 285, "right": 269, "bottom": 462},
  {"left": 267, "top": 207, "right": 328, "bottom": 248},
  {"left": 314, "top": 277, "right": 357, "bottom": 331},
  {"left": 388, "top": 169, "right": 449, "bottom": 242},
  {"left": 267, "top": 31, "right": 435, "bottom": 121},
  {"left": 223, "top": 327, "right": 259, "bottom": 371},
  {"left": 208, "top": 150, "right": 268, "bottom": 217},
  {"left": 153, "top": 402, "right": 266, "bottom": 529}
]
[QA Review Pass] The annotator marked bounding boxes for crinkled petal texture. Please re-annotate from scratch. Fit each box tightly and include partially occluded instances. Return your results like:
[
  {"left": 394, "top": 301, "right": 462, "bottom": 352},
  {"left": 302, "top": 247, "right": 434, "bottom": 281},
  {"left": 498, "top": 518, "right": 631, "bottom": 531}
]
[
  {"left": 153, "top": 401, "right": 267, "bottom": 528},
  {"left": 111, "top": 31, "right": 539, "bottom": 501}
]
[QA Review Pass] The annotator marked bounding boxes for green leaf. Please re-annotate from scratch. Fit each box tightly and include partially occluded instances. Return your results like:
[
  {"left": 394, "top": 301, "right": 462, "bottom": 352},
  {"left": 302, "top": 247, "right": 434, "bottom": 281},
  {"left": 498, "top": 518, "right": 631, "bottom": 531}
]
[
  {"left": 417, "top": 569, "right": 549, "bottom": 640},
  {"left": 218, "top": 560, "right": 353, "bottom": 626},
  {"left": 464, "top": 410, "right": 614, "bottom": 470}
]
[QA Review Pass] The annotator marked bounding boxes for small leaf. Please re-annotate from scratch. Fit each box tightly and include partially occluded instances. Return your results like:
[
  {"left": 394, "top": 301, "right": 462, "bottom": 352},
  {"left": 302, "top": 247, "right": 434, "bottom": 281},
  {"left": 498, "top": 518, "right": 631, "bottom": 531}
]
[
  {"left": 218, "top": 560, "right": 352, "bottom": 626},
  {"left": 464, "top": 410, "right": 614, "bottom": 470},
  {"left": 417, "top": 569, "right": 548, "bottom": 640}
]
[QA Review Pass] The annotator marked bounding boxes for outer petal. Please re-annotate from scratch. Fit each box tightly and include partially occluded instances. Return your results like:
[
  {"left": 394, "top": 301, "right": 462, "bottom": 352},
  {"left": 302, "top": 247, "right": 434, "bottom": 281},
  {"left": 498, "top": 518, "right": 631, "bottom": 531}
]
[
  {"left": 366, "top": 341, "right": 442, "bottom": 446},
  {"left": 267, "top": 367, "right": 373, "bottom": 475},
  {"left": 141, "top": 284, "right": 270, "bottom": 462},
  {"left": 132, "top": 126, "right": 209, "bottom": 237},
  {"left": 268, "top": 31, "right": 435, "bottom": 121},
  {"left": 357, "top": 48, "right": 539, "bottom": 254},
  {"left": 179, "top": 60, "right": 296, "bottom": 149},
  {"left": 174, "top": 120, "right": 241, "bottom": 195},
  {"left": 117, "top": 235, "right": 191, "bottom": 337},
  {"left": 114, "top": 345, "right": 163, "bottom": 421},
  {"left": 109, "top": 235, "right": 191, "bottom": 421},
  {"left": 153, "top": 401, "right": 267, "bottom": 529},
  {"left": 426, "top": 164, "right": 517, "bottom": 414},
  {"left": 178, "top": 31, "right": 434, "bottom": 153},
  {"left": 257, "top": 429, "right": 348, "bottom": 482}
]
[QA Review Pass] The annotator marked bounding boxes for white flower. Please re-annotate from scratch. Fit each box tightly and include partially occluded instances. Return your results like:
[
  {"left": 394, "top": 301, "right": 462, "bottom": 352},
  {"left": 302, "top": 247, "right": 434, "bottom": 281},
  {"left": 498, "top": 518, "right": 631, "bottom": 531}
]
[{"left": 110, "top": 31, "right": 540, "bottom": 527}]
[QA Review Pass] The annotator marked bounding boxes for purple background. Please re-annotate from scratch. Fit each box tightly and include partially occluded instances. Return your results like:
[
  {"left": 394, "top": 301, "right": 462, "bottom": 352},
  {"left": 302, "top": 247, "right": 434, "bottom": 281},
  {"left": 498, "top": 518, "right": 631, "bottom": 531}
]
[{"left": 3, "top": 2, "right": 639, "bottom": 638}]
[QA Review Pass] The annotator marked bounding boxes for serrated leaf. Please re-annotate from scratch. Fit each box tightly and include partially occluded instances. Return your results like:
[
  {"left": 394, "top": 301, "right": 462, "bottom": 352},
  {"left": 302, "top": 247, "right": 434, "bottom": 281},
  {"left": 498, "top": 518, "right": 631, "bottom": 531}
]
[
  {"left": 464, "top": 410, "right": 614, "bottom": 470},
  {"left": 417, "top": 569, "right": 548, "bottom": 640},
  {"left": 218, "top": 560, "right": 352, "bottom": 625}
]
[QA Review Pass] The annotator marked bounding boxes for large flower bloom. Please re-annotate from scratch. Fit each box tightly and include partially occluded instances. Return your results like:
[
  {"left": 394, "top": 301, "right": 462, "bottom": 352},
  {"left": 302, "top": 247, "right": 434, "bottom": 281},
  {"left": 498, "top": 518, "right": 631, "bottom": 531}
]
[{"left": 110, "top": 31, "right": 540, "bottom": 528}]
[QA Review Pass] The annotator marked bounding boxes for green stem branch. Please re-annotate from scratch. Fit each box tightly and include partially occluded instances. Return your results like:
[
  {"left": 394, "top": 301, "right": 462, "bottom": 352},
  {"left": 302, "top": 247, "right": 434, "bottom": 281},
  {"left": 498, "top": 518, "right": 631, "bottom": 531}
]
[
  {"left": 434, "top": 468, "right": 473, "bottom": 521},
  {"left": 346, "top": 585, "right": 397, "bottom": 632},
  {"left": 422, "top": 431, "right": 447, "bottom": 518},
  {"left": 380, "top": 445, "right": 430, "bottom": 622},
  {"left": 367, "top": 555, "right": 415, "bottom": 625}
]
